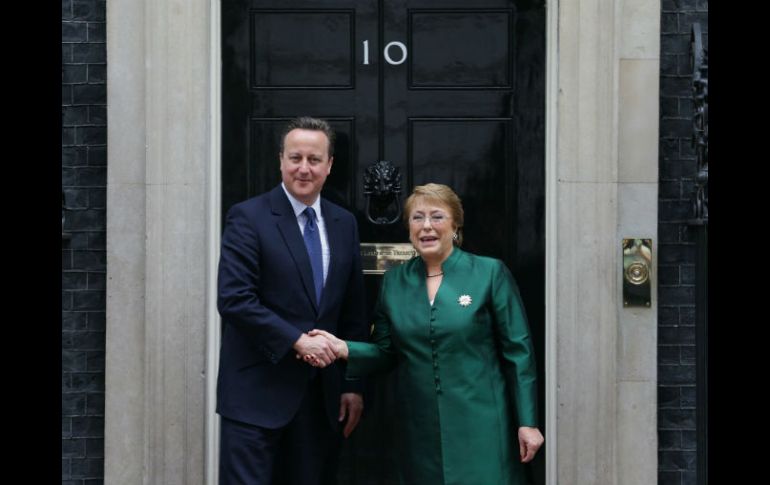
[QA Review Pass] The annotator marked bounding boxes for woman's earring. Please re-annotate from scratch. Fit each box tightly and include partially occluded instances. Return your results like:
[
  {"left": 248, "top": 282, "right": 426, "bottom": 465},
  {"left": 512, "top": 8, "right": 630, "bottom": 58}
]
[{"left": 453, "top": 233, "right": 458, "bottom": 240}]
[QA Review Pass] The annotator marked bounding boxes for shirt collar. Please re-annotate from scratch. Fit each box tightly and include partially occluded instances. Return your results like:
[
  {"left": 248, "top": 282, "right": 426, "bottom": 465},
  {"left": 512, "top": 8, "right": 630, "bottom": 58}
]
[{"left": 281, "top": 182, "right": 322, "bottom": 219}]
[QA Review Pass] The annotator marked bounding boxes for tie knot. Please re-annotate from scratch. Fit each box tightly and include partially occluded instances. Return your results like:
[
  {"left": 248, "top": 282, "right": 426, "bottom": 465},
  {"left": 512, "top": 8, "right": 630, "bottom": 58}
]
[{"left": 304, "top": 207, "right": 317, "bottom": 221}]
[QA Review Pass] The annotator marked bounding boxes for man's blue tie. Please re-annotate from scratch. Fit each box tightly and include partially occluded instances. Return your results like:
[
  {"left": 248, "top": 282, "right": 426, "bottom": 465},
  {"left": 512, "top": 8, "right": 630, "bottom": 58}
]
[{"left": 303, "top": 207, "right": 324, "bottom": 304}]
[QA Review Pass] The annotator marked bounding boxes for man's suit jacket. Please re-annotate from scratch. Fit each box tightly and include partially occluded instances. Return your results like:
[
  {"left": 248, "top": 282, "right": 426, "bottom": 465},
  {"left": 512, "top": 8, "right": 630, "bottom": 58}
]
[{"left": 216, "top": 185, "right": 367, "bottom": 430}]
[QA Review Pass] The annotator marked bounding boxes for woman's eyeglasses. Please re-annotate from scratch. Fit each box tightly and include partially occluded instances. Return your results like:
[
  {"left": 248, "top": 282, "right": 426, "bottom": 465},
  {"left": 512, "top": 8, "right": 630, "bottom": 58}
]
[{"left": 409, "top": 214, "right": 448, "bottom": 226}]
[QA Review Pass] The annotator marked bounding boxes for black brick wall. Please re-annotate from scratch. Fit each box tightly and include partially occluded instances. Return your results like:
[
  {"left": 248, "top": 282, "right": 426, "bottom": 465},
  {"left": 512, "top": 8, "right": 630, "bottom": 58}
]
[
  {"left": 62, "top": 0, "right": 106, "bottom": 483},
  {"left": 658, "top": 1, "right": 707, "bottom": 485}
]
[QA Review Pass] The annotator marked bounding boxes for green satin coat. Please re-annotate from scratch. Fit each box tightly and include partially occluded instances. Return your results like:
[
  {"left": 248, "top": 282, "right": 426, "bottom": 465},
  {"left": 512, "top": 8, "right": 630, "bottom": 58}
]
[{"left": 347, "top": 248, "right": 538, "bottom": 485}]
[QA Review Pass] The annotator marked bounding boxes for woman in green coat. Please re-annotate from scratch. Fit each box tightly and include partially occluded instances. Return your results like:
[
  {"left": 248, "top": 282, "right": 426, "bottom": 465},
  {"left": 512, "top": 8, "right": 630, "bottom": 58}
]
[{"left": 308, "top": 183, "right": 544, "bottom": 485}]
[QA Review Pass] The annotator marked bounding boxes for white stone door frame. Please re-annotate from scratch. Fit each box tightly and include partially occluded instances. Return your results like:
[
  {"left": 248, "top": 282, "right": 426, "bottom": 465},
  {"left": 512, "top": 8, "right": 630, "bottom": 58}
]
[{"left": 105, "top": 1, "right": 660, "bottom": 484}]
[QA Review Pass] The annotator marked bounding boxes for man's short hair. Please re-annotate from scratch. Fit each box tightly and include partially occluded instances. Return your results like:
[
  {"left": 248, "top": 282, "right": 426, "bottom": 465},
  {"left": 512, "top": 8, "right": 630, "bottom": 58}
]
[{"left": 279, "top": 116, "right": 336, "bottom": 158}]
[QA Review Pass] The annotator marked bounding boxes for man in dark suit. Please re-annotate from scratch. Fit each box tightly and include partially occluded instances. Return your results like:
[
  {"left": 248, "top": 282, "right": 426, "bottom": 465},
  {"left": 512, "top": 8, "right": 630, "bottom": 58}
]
[{"left": 216, "top": 117, "right": 368, "bottom": 485}]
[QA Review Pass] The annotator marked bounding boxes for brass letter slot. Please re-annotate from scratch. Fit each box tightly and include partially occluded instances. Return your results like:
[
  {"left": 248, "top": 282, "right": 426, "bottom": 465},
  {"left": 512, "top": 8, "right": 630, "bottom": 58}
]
[{"left": 623, "top": 238, "right": 652, "bottom": 307}]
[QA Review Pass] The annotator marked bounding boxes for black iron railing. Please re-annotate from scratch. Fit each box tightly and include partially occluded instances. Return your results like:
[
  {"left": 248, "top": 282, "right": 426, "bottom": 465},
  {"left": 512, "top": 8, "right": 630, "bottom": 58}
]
[{"left": 689, "top": 22, "right": 708, "bottom": 485}]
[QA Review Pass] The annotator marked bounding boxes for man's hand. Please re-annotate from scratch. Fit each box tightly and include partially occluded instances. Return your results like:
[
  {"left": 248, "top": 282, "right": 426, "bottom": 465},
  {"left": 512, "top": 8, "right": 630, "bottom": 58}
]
[
  {"left": 293, "top": 333, "right": 337, "bottom": 368},
  {"left": 308, "top": 329, "right": 348, "bottom": 359},
  {"left": 339, "top": 392, "right": 363, "bottom": 438}
]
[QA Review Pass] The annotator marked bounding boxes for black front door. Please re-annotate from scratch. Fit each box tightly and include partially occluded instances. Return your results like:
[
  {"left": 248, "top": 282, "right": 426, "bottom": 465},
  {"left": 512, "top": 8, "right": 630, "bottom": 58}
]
[{"left": 222, "top": 1, "right": 545, "bottom": 483}]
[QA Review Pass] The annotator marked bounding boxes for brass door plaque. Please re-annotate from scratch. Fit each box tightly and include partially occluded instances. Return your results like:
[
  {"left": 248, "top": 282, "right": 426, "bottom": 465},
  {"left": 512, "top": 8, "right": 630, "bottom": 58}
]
[
  {"left": 360, "top": 243, "right": 417, "bottom": 274},
  {"left": 623, "top": 238, "right": 653, "bottom": 307}
]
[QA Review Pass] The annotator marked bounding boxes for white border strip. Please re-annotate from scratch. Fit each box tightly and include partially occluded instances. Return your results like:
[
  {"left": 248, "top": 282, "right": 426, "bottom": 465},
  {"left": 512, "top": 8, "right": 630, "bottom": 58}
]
[
  {"left": 205, "top": 0, "right": 222, "bottom": 483},
  {"left": 544, "top": 1, "right": 559, "bottom": 484}
]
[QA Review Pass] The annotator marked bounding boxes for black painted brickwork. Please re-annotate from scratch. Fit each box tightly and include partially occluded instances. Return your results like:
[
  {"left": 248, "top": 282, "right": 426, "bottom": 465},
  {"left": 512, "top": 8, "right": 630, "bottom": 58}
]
[
  {"left": 658, "top": 1, "right": 707, "bottom": 485},
  {"left": 62, "top": 0, "right": 107, "bottom": 483}
]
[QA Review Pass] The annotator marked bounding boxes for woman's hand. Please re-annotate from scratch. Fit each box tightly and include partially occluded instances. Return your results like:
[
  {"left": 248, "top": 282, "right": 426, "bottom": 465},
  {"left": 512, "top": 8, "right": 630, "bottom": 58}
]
[
  {"left": 302, "top": 329, "right": 349, "bottom": 366},
  {"left": 518, "top": 426, "right": 544, "bottom": 463},
  {"left": 339, "top": 392, "right": 364, "bottom": 438}
]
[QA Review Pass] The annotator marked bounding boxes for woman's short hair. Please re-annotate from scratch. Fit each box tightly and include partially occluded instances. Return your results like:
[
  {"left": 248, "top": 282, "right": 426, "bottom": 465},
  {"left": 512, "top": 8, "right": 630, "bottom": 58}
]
[{"left": 404, "top": 183, "right": 464, "bottom": 246}]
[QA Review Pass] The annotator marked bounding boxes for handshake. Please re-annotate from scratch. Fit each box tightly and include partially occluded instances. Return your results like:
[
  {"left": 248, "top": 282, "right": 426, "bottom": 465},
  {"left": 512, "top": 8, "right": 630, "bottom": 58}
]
[{"left": 293, "top": 329, "right": 349, "bottom": 368}]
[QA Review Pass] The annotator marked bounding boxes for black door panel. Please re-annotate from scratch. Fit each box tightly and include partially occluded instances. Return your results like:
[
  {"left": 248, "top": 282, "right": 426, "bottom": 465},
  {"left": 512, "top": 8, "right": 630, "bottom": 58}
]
[{"left": 223, "top": 1, "right": 545, "bottom": 483}]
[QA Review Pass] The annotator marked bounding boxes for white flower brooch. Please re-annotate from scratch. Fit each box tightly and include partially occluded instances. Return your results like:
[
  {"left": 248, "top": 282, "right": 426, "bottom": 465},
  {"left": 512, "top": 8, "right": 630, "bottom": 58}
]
[{"left": 458, "top": 294, "right": 472, "bottom": 307}]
